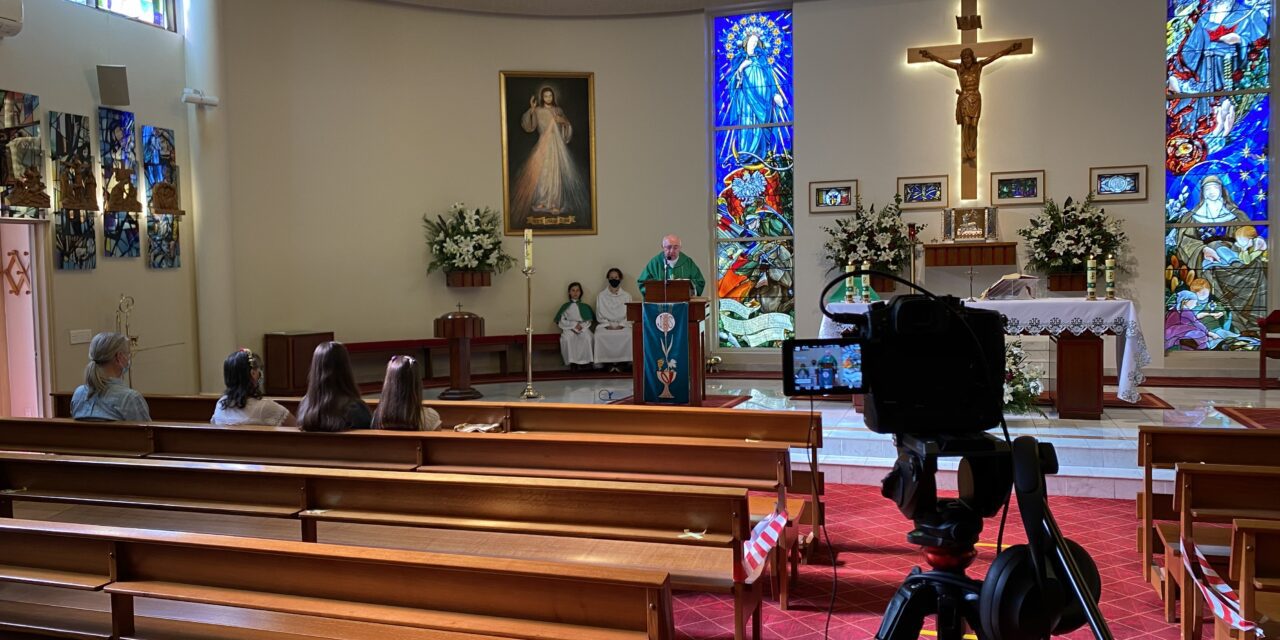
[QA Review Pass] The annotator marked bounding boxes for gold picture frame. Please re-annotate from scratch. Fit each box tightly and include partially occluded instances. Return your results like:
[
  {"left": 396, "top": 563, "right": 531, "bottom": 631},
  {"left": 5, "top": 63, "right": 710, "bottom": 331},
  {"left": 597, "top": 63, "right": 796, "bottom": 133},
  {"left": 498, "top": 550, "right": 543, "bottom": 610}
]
[{"left": 500, "top": 71, "right": 597, "bottom": 235}]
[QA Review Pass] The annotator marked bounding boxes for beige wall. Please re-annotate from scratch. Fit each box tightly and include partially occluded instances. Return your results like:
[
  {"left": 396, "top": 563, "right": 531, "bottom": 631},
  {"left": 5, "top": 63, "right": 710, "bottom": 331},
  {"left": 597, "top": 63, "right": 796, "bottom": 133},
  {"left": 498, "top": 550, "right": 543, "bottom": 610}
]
[
  {"left": 6, "top": 0, "right": 1265, "bottom": 382},
  {"left": 220, "top": 0, "right": 708, "bottom": 354},
  {"left": 0, "top": 0, "right": 199, "bottom": 392},
  {"left": 794, "top": 0, "right": 1170, "bottom": 367}
]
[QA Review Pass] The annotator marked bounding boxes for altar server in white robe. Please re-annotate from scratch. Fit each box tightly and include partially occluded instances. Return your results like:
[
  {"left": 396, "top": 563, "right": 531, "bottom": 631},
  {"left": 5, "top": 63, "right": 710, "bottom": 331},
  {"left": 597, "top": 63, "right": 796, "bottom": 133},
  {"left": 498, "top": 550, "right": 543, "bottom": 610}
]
[
  {"left": 594, "top": 267, "right": 633, "bottom": 371},
  {"left": 554, "top": 282, "right": 595, "bottom": 370}
]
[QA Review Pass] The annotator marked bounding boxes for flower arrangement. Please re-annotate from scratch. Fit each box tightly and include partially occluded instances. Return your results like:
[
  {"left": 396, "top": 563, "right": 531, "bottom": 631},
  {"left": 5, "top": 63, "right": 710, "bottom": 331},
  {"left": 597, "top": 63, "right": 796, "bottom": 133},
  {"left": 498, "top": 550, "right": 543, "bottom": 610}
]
[
  {"left": 422, "top": 203, "right": 516, "bottom": 274},
  {"left": 1017, "top": 194, "right": 1128, "bottom": 274},
  {"left": 821, "top": 195, "right": 919, "bottom": 273},
  {"left": 1003, "top": 340, "right": 1046, "bottom": 417}
]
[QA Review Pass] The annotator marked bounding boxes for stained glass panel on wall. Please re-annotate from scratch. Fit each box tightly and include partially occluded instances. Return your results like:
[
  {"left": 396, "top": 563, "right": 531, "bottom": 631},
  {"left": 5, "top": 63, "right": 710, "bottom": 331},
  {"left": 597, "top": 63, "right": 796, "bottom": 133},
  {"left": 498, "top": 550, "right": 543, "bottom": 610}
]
[
  {"left": 54, "top": 210, "right": 96, "bottom": 270},
  {"left": 713, "top": 9, "right": 795, "bottom": 351},
  {"left": 1167, "top": 0, "right": 1270, "bottom": 93},
  {"left": 1164, "top": 0, "right": 1270, "bottom": 353},
  {"left": 50, "top": 112, "right": 98, "bottom": 212},
  {"left": 1, "top": 90, "right": 46, "bottom": 218},
  {"left": 715, "top": 240, "right": 795, "bottom": 348},
  {"left": 714, "top": 10, "right": 793, "bottom": 128}
]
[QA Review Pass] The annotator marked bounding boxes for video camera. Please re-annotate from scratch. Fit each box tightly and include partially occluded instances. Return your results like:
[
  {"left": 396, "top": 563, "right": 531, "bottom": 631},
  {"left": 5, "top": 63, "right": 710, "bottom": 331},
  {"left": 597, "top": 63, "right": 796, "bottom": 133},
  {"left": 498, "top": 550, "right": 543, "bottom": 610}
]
[
  {"left": 780, "top": 270, "right": 1113, "bottom": 640},
  {"left": 786, "top": 293, "right": 1004, "bottom": 435}
]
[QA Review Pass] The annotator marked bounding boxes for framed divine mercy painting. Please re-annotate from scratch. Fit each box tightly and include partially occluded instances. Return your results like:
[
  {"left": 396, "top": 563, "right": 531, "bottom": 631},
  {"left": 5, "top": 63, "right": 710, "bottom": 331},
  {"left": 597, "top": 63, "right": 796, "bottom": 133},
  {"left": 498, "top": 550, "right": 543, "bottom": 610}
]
[{"left": 500, "top": 71, "right": 597, "bottom": 235}]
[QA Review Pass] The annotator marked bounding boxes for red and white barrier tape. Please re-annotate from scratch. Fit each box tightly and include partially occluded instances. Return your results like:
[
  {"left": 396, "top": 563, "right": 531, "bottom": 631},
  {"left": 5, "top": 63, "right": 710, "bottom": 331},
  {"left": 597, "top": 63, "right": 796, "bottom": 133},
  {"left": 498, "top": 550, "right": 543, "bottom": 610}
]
[
  {"left": 742, "top": 510, "right": 788, "bottom": 582},
  {"left": 1180, "top": 534, "right": 1263, "bottom": 636}
]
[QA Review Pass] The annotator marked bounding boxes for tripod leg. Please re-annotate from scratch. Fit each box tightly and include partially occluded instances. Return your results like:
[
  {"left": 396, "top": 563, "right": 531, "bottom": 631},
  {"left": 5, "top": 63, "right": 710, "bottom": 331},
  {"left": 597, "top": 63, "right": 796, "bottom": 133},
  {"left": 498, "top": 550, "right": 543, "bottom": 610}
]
[
  {"left": 935, "top": 589, "right": 967, "bottom": 640},
  {"left": 876, "top": 570, "right": 935, "bottom": 640}
]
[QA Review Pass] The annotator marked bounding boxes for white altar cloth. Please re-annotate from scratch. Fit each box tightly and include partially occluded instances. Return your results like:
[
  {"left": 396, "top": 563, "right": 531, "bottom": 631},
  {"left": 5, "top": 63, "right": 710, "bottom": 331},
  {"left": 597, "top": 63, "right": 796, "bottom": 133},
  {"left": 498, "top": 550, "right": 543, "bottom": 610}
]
[{"left": 818, "top": 298, "right": 1151, "bottom": 403}]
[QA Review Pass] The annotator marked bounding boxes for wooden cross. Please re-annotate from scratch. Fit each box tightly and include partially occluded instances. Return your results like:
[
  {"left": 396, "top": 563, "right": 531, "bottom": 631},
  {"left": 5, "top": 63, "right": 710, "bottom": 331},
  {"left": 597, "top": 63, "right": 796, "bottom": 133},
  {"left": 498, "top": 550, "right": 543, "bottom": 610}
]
[{"left": 908, "top": 0, "right": 1033, "bottom": 201}]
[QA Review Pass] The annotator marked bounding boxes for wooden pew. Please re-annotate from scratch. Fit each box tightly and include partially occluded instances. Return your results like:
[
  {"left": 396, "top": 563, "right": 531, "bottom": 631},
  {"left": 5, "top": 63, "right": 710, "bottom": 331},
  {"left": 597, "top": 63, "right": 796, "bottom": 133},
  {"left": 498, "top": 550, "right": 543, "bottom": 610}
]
[
  {"left": 48, "top": 396, "right": 825, "bottom": 524},
  {"left": 0, "top": 518, "right": 675, "bottom": 639},
  {"left": 1227, "top": 519, "right": 1280, "bottom": 640},
  {"left": 0, "top": 416, "right": 802, "bottom": 609},
  {"left": 1137, "top": 426, "right": 1280, "bottom": 597},
  {"left": 0, "top": 452, "right": 765, "bottom": 640},
  {"left": 1170, "top": 463, "right": 1280, "bottom": 639}
]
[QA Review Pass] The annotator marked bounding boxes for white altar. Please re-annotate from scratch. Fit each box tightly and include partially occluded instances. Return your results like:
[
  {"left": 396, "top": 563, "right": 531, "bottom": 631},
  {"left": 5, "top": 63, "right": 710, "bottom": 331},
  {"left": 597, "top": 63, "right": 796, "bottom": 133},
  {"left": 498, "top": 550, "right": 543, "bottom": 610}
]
[{"left": 819, "top": 298, "right": 1151, "bottom": 411}]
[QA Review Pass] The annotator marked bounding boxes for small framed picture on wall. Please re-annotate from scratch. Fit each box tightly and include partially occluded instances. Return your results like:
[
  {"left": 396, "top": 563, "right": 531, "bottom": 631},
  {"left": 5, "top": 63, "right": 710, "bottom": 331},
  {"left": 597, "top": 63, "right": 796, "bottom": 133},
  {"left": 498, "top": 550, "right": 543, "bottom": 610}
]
[
  {"left": 1089, "top": 165, "right": 1147, "bottom": 202},
  {"left": 897, "top": 175, "right": 949, "bottom": 210},
  {"left": 809, "top": 179, "right": 859, "bottom": 213},
  {"left": 990, "top": 170, "right": 1045, "bottom": 206}
]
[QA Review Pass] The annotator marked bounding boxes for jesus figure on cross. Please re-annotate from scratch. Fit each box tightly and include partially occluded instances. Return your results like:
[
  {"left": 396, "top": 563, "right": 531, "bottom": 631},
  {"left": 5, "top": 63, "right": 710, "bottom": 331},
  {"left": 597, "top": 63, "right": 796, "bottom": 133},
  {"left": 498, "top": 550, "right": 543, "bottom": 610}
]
[{"left": 918, "top": 42, "right": 1021, "bottom": 167}]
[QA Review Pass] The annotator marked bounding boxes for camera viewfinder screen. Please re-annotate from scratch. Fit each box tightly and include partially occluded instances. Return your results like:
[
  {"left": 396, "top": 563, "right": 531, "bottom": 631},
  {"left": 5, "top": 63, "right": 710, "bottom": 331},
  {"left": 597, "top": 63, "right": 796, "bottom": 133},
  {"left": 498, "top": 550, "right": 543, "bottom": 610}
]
[{"left": 787, "top": 341, "right": 863, "bottom": 395}]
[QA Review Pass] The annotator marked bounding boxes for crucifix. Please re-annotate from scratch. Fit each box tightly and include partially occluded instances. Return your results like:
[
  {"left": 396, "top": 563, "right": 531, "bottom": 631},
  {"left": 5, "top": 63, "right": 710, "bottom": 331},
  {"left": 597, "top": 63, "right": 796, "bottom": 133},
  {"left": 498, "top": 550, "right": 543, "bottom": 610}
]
[{"left": 908, "top": 0, "right": 1033, "bottom": 200}]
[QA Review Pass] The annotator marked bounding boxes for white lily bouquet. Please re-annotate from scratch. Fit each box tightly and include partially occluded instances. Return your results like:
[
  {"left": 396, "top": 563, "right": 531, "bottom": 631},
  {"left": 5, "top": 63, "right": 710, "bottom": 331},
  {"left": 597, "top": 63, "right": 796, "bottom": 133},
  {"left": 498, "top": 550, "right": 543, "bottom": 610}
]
[
  {"left": 423, "top": 203, "right": 516, "bottom": 274},
  {"left": 821, "top": 195, "right": 918, "bottom": 274},
  {"left": 1003, "top": 340, "right": 1046, "bottom": 417},
  {"left": 1018, "top": 194, "right": 1127, "bottom": 274}
]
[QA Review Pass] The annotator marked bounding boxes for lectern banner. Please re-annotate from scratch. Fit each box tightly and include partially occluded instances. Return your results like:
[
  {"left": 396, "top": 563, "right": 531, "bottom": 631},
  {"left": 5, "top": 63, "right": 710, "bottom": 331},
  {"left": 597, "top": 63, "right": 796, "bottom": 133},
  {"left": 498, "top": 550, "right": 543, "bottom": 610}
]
[{"left": 642, "top": 302, "right": 689, "bottom": 404}]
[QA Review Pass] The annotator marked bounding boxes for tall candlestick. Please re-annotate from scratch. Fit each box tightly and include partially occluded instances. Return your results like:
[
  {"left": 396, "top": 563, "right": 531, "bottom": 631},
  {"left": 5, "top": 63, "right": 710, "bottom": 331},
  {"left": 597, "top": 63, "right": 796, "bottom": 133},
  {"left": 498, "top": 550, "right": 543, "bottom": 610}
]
[
  {"left": 523, "top": 228, "right": 533, "bottom": 270},
  {"left": 1086, "top": 255, "right": 1097, "bottom": 301},
  {"left": 1105, "top": 254, "right": 1116, "bottom": 300},
  {"left": 860, "top": 261, "right": 872, "bottom": 303},
  {"left": 844, "top": 260, "right": 855, "bottom": 303}
]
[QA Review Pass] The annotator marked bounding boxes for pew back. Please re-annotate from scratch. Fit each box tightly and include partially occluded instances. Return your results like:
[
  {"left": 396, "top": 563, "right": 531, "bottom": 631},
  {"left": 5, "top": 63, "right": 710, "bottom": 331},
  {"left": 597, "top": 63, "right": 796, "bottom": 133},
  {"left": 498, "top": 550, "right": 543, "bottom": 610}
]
[{"left": 0, "top": 518, "right": 675, "bottom": 640}]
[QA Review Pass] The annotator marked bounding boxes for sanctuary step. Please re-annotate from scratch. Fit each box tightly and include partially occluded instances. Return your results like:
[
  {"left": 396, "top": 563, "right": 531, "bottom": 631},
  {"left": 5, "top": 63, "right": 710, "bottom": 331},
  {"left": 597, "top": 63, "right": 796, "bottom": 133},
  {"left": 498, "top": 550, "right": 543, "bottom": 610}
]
[{"left": 802, "top": 418, "right": 1175, "bottom": 500}]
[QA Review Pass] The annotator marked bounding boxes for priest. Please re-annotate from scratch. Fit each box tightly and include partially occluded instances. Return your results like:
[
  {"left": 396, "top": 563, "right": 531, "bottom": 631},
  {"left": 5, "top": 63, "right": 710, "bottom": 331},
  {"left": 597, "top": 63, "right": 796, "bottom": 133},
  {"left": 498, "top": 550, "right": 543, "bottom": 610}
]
[{"left": 637, "top": 234, "right": 705, "bottom": 296}]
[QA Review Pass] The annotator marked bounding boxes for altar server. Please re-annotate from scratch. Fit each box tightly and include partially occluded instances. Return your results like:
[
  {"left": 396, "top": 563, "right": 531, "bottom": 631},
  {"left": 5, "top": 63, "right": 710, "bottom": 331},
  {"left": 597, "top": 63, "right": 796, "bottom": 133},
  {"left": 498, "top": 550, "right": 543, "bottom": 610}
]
[
  {"left": 594, "top": 267, "right": 633, "bottom": 371},
  {"left": 555, "top": 282, "right": 595, "bottom": 370}
]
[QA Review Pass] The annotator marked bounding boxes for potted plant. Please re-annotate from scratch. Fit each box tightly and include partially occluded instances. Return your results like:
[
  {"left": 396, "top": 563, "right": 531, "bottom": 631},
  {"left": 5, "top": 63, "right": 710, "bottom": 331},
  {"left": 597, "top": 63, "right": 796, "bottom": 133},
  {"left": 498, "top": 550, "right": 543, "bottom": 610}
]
[
  {"left": 1003, "top": 340, "right": 1046, "bottom": 417},
  {"left": 1018, "top": 194, "right": 1127, "bottom": 291},
  {"left": 423, "top": 203, "right": 516, "bottom": 287},
  {"left": 821, "top": 195, "right": 917, "bottom": 293}
]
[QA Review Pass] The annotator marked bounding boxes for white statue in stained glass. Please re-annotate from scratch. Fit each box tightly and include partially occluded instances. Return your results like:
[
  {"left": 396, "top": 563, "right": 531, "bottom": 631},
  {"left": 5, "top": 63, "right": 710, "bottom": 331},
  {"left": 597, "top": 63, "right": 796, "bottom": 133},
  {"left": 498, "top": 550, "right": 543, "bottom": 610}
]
[{"left": 724, "top": 30, "right": 787, "bottom": 163}]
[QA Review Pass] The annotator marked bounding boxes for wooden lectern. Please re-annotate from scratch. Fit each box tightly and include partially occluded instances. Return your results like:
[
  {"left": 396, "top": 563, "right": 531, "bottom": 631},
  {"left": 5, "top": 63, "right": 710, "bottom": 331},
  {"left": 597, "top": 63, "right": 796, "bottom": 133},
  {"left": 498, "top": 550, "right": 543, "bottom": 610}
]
[
  {"left": 434, "top": 310, "right": 484, "bottom": 400},
  {"left": 626, "top": 280, "right": 707, "bottom": 406}
]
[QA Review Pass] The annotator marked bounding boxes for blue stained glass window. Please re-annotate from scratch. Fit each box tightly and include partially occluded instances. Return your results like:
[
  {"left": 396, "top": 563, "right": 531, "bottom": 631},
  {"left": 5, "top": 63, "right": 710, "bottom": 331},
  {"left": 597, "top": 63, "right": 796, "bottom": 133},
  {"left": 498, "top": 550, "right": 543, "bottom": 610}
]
[
  {"left": 712, "top": 9, "right": 795, "bottom": 349},
  {"left": 1164, "top": 0, "right": 1270, "bottom": 353},
  {"left": 714, "top": 11, "right": 794, "bottom": 128}
]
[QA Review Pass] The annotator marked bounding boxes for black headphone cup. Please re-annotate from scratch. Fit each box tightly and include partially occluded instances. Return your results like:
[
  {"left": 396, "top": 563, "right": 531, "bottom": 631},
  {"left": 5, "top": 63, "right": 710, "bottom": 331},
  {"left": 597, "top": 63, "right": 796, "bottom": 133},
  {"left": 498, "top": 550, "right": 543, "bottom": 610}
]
[
  {"left": 981, "top": 544, "right": 1065, "bottom": 640},
  {"left": 1051, "top": 538, "right": 1104, "bottom": 635}
]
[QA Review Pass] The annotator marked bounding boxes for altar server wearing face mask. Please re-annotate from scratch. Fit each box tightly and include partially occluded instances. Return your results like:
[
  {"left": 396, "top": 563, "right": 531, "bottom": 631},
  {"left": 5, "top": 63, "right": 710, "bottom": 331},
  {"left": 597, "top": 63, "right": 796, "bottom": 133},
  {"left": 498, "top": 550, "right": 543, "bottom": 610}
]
[{"left": 594, "top": 267, "right": 634, "bottom": 372}]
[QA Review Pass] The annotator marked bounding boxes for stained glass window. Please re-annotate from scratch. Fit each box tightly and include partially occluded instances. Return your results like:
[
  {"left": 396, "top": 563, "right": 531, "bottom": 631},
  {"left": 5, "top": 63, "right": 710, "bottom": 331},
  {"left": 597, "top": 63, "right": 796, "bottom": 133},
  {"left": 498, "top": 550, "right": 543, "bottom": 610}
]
[
  {"left": 1164, "top": 0, "right": 1270, "bottom": 352},
  {"left": 62, "top": 0, "right": 175, "bottom": 31},
  {"left": 712, "top": 9, "right": 795, "bottom": 349}
]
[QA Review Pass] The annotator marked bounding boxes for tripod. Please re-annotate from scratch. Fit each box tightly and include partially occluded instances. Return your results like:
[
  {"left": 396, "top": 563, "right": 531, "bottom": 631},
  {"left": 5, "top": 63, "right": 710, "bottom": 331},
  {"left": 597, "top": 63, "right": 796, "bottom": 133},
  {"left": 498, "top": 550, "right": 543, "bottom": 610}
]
[
  {"left": 876, "top": 544, "right": 983, "bottom": 640},
  {"left": 874, "top": 433, "right": 1112, "bottom": 640}
]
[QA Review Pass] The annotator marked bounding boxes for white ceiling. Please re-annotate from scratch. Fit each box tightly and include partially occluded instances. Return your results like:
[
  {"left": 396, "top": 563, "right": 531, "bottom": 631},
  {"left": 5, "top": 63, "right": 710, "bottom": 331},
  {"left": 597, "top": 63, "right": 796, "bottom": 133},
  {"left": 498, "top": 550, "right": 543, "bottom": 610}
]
[{"left": 381, "top": 0, "right": 807, "bottom": 18}]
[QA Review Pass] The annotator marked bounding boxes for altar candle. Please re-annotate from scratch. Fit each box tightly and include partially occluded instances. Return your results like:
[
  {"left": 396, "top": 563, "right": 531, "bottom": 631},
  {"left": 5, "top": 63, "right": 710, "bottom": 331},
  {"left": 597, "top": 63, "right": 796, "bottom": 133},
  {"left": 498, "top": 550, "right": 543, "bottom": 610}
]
[
  {"left": 523, "top": 228, "right": 533, "bottom": 270},
  {"left": 860, "top": 261, "right": 872, "bottom": 302},
  {"left": 1086, "top": 256, "right": 1096, "bottom": 284},
  {"left": 1105, "top": 254, "right": 1116, "bottom": 299},
  {"left": 844, "top": 260, "right": 855, "bottom": 303}
]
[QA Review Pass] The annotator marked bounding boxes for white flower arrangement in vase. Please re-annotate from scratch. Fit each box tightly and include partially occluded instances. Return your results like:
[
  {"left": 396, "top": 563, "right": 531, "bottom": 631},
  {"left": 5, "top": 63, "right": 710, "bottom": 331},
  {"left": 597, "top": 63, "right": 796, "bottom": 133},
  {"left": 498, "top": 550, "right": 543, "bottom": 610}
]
[{"left": 423, "top": 203, "right": 516, "bottom": 275}]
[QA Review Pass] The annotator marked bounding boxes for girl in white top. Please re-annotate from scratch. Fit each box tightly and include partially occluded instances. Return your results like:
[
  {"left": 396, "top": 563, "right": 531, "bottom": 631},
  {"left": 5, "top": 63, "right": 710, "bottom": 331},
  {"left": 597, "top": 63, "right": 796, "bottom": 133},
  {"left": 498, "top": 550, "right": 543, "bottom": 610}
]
[
  {"left": 211, "top": 349, "right": 296, "bottom": 427},
  {"left": 555, "top": 282, "right": 594, "bottom": 369},
  {"left": 372, "top": 355, "right": 442, "bottom": 431}
]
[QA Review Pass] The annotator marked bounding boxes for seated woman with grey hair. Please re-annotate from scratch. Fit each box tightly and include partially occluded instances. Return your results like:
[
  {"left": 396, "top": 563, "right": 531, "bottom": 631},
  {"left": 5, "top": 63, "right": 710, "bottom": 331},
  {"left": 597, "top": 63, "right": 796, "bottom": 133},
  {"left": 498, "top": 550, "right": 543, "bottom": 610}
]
[{"left": 70, "top": 332, "right": 151, "bottom": 422}]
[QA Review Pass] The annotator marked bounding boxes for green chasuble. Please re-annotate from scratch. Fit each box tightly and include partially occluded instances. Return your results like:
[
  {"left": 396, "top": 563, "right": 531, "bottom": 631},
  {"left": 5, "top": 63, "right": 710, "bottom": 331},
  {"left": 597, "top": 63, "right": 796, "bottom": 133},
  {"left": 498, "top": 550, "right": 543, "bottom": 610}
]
[
  {"left": 637, "top": 253, "right": 706, "bottom": 296},
  {"left": 554, "top": 301, "right": 595, "bottom": 324}
]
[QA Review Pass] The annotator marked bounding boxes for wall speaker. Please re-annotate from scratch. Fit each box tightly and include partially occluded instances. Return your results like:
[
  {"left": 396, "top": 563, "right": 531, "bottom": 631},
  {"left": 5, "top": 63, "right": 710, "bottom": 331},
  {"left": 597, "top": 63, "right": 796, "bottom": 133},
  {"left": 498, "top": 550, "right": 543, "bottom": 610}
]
[{"left": 97, "top": 65, "right": 130, "bottom": 106}]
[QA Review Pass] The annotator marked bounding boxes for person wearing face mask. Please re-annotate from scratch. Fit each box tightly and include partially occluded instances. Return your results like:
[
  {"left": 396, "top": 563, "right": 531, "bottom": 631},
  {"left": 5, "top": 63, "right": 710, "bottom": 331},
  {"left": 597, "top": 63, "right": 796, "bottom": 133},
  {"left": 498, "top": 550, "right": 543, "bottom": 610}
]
[
  {"left": 211, "top": 349, "right": 296, "bottom": 426},
  {"left": 593, "top": 267, "right": 633, "bottom": 372},
  {"left": 554, "top": 281, "right": 594, "bottom": 371},
  {"left": 70, "top": 332, "right": 152, "bottom": 422}
]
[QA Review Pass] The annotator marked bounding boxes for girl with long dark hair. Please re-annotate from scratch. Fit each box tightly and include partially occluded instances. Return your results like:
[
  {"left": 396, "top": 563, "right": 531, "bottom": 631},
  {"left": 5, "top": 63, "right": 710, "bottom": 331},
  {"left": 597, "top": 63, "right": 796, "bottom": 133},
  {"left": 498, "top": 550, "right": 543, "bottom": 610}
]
[
  {"left": 371, "top": 355, "right": 441, "bottom": 431},
  {"left": 296, "top": 342, "right": 372, "bottom": 432},
  {"left": 211, "top": 349, "right": 295, "bottom": 426}
]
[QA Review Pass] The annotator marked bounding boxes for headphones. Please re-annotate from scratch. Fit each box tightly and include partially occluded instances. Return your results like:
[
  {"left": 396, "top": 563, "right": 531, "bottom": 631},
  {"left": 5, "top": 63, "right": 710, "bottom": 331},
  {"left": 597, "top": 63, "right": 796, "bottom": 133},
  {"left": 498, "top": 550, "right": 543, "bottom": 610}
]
[{"left": 978, "top": 437, "right": 1102, "bottom": 640}]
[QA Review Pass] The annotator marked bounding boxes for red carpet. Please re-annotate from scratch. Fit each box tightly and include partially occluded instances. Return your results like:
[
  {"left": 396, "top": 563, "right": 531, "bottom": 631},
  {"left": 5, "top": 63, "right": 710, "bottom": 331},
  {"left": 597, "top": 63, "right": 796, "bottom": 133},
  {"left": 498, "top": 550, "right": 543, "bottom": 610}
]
[
  {"left": 674, "top": 483, "right": 1176, "bottom": 639},
  {"left": 1216, "top": 406, "right": 1280, "bottom": 429},
  {"left": 1036, "top": 391, "right": 1174, "bottom": 410},
  {"left": 608, "top": 394, "right": 751, "bottom": 409}
]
